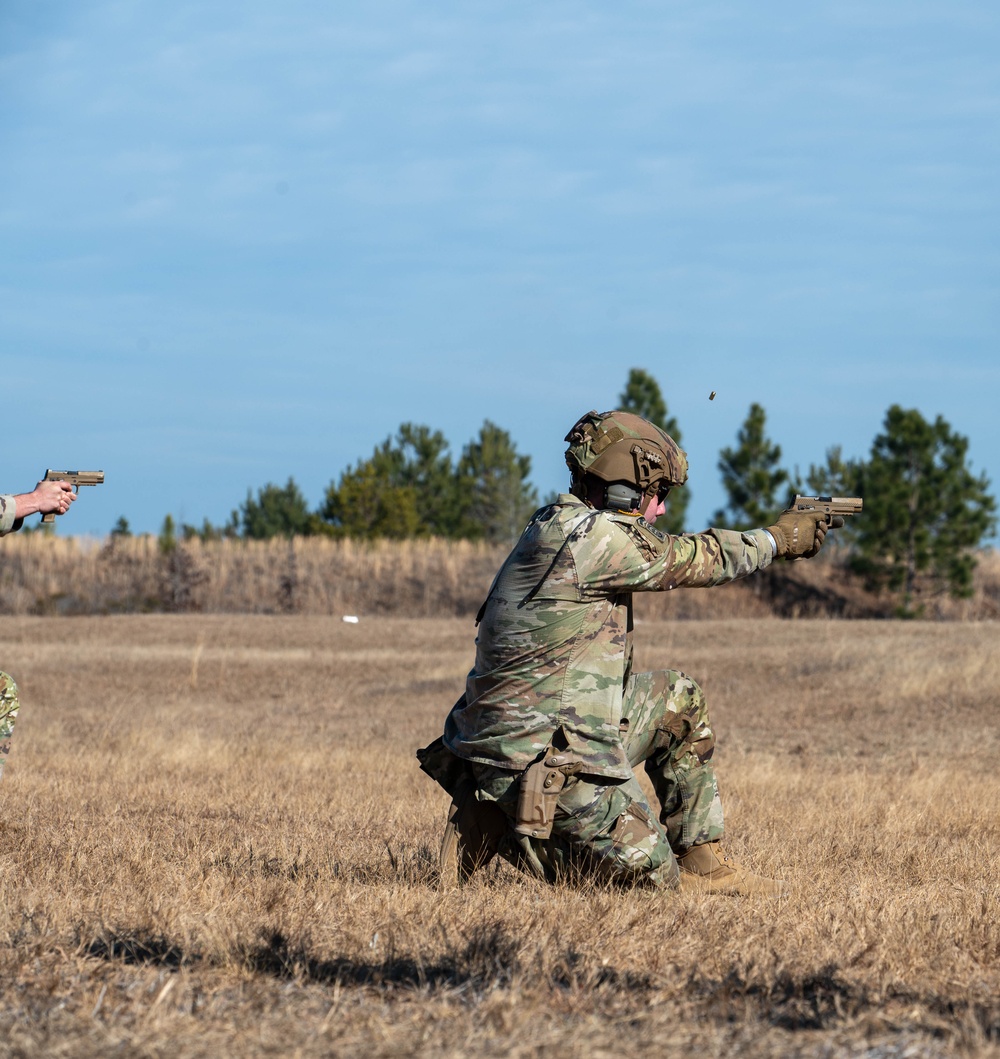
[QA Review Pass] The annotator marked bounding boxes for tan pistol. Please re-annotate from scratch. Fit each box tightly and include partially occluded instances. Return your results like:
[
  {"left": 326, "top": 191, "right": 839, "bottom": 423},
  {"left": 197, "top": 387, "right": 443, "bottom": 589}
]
[
  {"left": 41, "top": 469, "right": 105, "bottom": 523},
  {"left": 792, "top": 494, "right": 863, "bottom": 529}
]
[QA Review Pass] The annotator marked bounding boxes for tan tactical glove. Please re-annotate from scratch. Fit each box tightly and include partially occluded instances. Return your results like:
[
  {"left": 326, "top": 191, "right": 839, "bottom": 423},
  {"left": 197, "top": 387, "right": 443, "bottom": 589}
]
[{"left": 767, "top": 508, "right": 830, "bottom": 560}]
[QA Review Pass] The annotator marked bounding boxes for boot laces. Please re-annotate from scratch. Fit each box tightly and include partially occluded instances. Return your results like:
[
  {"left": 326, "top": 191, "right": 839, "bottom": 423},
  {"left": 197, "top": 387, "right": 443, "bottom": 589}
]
[{"left": 715, "top": 843, "right": 739, "bottom": 868}]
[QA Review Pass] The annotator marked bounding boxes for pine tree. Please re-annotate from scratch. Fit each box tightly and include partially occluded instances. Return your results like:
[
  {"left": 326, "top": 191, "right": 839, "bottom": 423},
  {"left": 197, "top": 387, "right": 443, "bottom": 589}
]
[
  {"left": 321, "top": 443, "right": 420, "bottom": 540},
  {"left": 158, "top": 514, "right": 177, "bottom": 554},
  {"left": 321, "top": 424, "right": 457, "bottom": 539},
  {"left": 850, "top": 405, "right": 996, "bottom": 611},
  {"left": 111, "top": 516, "right": 132, "bottom": 538},
  {"left": 241, "top": 478, "right": 321, "bottom": 539},
  {"left": 713, "top": 403, "right": 789, "bottom": 527},
  {"left": 617, "top": 368, "right": 688, "bottom": 533},
  {"left": 454, "top": 421, "right": 538, "bottom": 544},
  {"left": 392, "top": 423, "right": 461, "bottom": 537}
]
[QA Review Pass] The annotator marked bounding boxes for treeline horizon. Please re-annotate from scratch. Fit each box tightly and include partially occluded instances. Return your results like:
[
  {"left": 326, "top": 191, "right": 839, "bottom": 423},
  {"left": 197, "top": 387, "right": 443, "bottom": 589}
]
[{"left": 16, "top": 369, "right": 997, "bottom": 616}]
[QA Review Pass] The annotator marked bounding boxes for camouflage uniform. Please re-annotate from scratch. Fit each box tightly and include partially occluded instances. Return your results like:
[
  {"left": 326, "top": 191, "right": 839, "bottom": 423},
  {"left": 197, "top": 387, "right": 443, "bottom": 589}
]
[
  {"left": 0, "top": 673, "right": 19, "bottom": 781},
  {"left": 419, "top": 492, "right": 774, "bottom": 889},
  {"left": 0, "top": 494, "right": 22, "bottom": 536},
  {"left": 1, "top": 496, "right": 22, "bottom": 778}
]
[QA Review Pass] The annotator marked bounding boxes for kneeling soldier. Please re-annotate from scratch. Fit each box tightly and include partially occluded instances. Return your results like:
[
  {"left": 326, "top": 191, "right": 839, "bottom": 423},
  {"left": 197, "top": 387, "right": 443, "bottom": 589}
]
[{"left": 418, "top": 410, "right": 834, "bottom": 894}]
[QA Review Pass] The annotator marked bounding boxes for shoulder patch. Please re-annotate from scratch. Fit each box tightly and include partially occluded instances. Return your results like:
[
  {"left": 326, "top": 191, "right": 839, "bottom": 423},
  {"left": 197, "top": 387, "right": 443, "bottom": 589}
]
[
  {"left": 606, "top": 511, "right": 668, "bottom": 552},
  {"left": 636, "top": 517, "right": 667, "bottom": 542}
]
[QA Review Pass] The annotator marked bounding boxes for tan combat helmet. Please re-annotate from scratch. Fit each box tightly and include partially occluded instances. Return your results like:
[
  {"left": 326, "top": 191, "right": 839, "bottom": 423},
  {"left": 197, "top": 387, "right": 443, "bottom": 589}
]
[{"left": 564, "top": 410, "right": 688, "bottom": 509}]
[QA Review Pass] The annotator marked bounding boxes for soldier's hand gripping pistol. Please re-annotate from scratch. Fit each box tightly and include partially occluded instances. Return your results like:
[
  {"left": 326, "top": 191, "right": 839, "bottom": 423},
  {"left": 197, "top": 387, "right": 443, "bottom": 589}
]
[
  {"left": 40, "top": 469, "right": 105, "bottom": 523},
  {"left": 768, "top": 495, "right": 863, "bottom": 559}
]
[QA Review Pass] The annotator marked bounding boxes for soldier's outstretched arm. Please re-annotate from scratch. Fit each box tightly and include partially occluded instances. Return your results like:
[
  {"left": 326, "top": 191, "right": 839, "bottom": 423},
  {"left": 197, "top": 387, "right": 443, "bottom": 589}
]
[{"left": 579, "top": 511, "right": 776, "bottom": 593}]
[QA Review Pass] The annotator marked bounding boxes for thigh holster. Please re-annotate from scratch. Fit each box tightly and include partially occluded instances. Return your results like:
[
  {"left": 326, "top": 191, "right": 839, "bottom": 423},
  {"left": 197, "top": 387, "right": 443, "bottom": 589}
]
[{"left": 514, "top": 753, "right": 582, "bottom": 840}]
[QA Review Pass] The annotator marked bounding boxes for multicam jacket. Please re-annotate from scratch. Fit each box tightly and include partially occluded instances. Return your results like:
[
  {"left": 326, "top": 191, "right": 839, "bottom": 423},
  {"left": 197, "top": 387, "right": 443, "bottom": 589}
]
[
  {"left": 0, "top": 495, "right": 21, "bottom": 536},
  {"left": 443, "top": 493, "right": 774, "bottom": 780}
]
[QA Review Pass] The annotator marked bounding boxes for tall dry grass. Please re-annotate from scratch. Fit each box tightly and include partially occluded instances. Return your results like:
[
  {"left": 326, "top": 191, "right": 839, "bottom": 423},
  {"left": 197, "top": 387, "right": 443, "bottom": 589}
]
[
  {"left": 2, "top": 533, "right": 999, "bottom": 620},
  {"left": 1, "top": 614, "right": 998, "bottom": 1056},
  {"left": 0, "top": 535, "right": 504, "bottom": 617}
]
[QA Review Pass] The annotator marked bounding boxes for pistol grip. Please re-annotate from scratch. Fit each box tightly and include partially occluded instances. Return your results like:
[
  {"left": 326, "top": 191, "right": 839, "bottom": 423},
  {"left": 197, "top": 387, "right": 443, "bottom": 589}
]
[{"left": 41, "top": 512, "right": 56, "bottom": 524}]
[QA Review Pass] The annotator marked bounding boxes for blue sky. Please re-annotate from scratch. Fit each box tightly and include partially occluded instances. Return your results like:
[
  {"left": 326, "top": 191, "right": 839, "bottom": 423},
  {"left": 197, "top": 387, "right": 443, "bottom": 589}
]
[{"left": 3, "top": 1, "right": 998, "bottom": 537}]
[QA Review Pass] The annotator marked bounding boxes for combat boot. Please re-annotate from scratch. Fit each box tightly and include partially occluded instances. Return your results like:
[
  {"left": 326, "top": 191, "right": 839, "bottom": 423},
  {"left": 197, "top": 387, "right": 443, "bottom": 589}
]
[
  {"left": 439, "top": 774, "right": 507, "bottom": 890},
  {"left": 676, "top": 841, "right": 784, "bottom": 896}
]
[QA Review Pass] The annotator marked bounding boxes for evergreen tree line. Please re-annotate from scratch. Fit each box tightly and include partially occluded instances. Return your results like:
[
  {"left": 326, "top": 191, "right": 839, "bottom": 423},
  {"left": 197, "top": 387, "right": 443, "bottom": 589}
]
[
  {"left": 160, "top": 419, "right": 539, "bottom": 548},
  {"left": 126, "top": 369, "right": 995, "bottom": 614},
  {"left": 711, "top": 397, "right": 996, "bottom": 612}
]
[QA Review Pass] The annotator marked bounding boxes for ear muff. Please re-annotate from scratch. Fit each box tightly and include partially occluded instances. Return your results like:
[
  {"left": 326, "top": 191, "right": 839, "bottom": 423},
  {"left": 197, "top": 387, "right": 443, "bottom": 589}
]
[{"left": 604, "top": 482, "right": 643, "bottom": 512}]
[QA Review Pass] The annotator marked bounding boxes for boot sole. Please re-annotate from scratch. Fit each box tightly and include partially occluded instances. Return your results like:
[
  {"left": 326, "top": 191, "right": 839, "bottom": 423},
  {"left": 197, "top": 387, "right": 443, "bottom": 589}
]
[{"left": 679, "top": 872, "right": 785, "bottom": 896}]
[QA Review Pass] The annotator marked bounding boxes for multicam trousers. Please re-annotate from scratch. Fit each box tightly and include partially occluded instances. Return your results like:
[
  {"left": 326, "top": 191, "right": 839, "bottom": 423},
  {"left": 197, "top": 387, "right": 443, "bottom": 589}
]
[
  {"left": 457, "top": 668, "right": 724, "bottom": 890},
  {"left": 0, "top": 671, "right": 20, "bottom": 782}
]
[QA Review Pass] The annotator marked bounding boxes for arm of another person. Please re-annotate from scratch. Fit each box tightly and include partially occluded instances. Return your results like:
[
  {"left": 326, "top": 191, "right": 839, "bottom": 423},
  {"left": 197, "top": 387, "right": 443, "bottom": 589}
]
[{"left": 0, "top": 480, "right": 76, "bottom": 536}]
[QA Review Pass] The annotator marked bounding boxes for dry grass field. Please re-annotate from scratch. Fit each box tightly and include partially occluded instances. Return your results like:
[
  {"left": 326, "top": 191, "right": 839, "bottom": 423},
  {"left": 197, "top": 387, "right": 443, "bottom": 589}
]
[{"left": 1, "top": 613, "right": 999, "bottom": 1057}]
